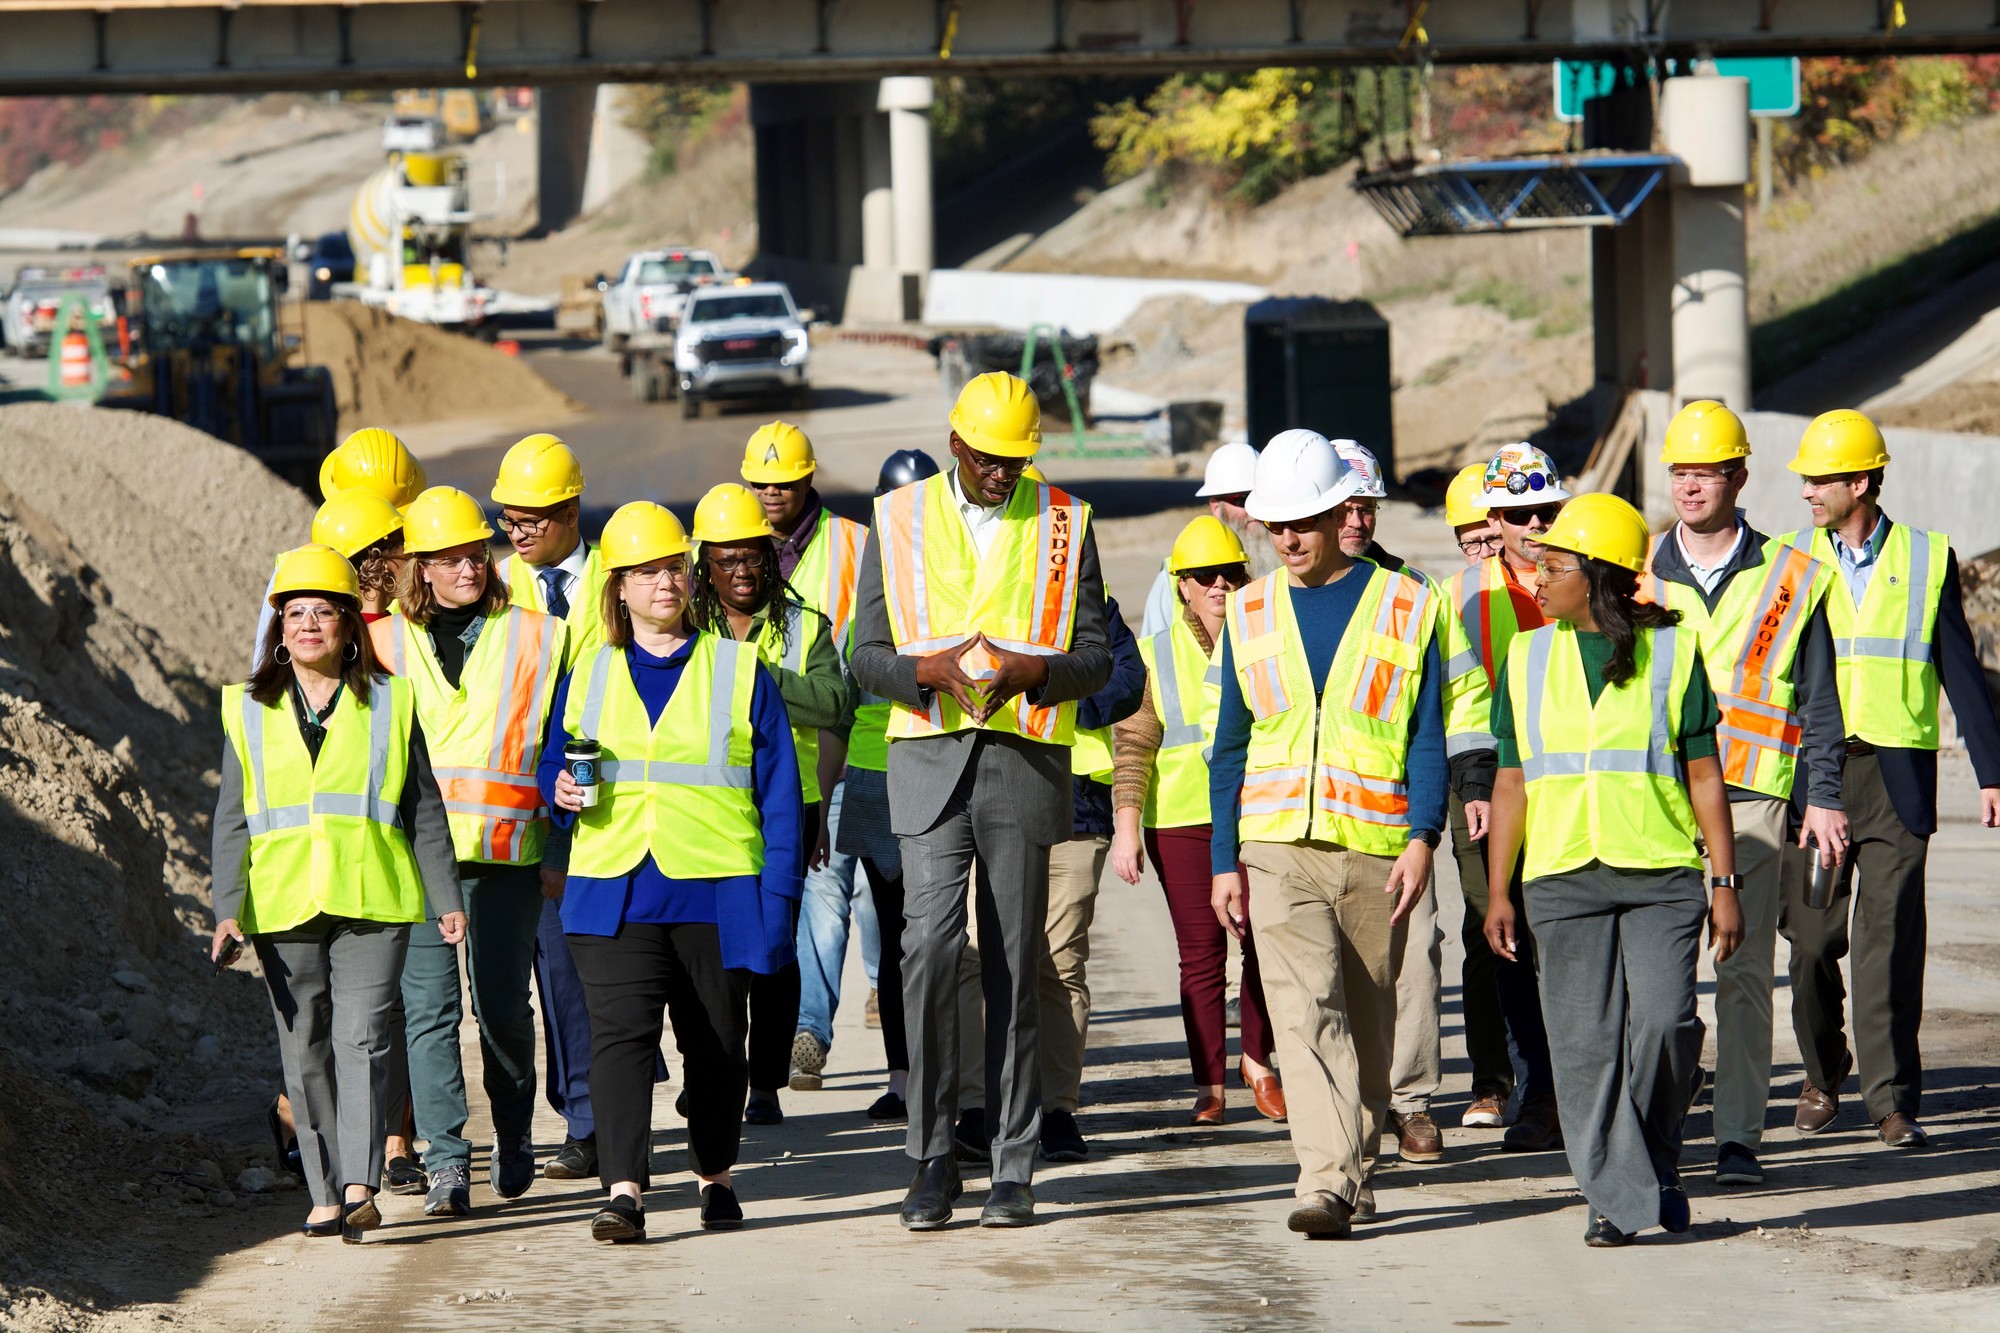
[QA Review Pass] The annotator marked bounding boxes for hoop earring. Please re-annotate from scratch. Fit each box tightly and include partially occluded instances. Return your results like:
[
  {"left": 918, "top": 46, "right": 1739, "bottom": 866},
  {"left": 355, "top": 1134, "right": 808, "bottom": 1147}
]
[
  {"left": 274, "top": 645, "right": 292, "bottom": 665},
  {"left": 344, "top": 641, "right": 359, "bottom": 663},
  {"left": 618, "top": 602, "right": 629, "bottom": 619}
]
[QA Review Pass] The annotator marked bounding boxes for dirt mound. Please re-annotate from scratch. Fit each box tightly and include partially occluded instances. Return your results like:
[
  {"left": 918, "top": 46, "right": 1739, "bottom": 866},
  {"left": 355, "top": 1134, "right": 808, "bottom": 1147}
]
[
  {"left": 302, "top": 301, "right": 582, "bottom": 438},
  {"left": 1876, "top": 380, "right": 2000, "bottom": 436}
]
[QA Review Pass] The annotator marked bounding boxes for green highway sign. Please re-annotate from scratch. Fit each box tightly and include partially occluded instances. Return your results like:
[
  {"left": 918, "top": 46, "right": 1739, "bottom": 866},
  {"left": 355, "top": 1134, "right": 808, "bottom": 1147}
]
[{"left": 1555, "top": 57, "right": 1801, "bottom": 122}]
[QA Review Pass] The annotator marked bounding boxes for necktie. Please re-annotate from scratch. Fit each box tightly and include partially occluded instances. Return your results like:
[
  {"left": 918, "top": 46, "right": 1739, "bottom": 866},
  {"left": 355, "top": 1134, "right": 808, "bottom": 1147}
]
[{"left": 540, "top": 567, "right": 570, "bottom": 620}]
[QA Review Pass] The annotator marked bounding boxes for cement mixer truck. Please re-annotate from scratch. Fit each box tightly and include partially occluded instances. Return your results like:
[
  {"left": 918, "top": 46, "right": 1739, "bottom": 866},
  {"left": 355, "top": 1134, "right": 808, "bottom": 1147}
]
[{"left": 349, "top": 152, "right": 491, "bottom": 334}]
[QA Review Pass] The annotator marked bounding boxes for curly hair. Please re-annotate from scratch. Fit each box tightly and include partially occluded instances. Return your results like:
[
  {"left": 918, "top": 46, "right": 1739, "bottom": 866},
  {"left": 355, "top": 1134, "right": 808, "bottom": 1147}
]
[
  {"left": 1582, "top": 557, "right": 1682, "bottom": 688},
  {"left": 687, "top": 539, "right": 806, "bottom": 653}
]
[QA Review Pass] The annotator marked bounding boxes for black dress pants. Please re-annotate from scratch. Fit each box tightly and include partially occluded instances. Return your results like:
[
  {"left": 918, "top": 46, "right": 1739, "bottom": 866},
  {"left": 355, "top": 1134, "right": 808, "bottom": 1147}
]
[
  {"left": 746, "top": 800, "right": 814, "bottom": 1093},
  {"left": 568, "top": 921, "right": 748, "bottom": 1187}
]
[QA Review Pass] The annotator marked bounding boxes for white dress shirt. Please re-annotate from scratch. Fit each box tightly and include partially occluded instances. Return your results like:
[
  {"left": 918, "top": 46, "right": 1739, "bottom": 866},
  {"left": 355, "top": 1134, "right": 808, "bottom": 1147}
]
[{"left": 948, "top": 466, "right": 1006, "bottom": 560}]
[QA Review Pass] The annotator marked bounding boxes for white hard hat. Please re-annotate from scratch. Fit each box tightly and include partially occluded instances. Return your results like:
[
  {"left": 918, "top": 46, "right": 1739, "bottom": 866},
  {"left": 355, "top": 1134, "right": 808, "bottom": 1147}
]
[
  {"left": 1246, "top": 429, "right": 1361, "bottom": 524},
  {"left": 1195, "top": 440, "right": 1259, "bottom": 498},
  {"left": 1480, "top": 442, "right": 1572, "bottom": 508},
  {"left": 1331, "top": 439, "right": 1387, "bottom": 499}
]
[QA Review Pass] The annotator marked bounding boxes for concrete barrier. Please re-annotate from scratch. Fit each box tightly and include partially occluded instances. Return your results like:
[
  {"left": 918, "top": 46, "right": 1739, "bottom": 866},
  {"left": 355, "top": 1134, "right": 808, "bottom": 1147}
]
[{"left": 921, "top": 268, "right": 1267, "bottom": 336}]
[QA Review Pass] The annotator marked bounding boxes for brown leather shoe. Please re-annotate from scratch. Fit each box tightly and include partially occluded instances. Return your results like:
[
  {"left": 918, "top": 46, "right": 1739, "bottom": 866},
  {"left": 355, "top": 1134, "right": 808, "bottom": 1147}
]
[
  {"left": 1189, "top": 1094, "right": 1225, "bottom": 1126},
  {"left": 1388, "top": 1109, "right": 1445, "bottom": 1163},
  {"left": 1877, "top": 1112, "right": 1929, "bottom": 1148},
  {"left": 1463, "top": 1089, "right": 1508, "bottom": 1128},
  {"left": 1241, "top": 1058, "right": 1288, "bottom": 1123},
  {"left": 1502, "top": 1095, "right": 1563, "bottom": 1152},
  {"left": 1794, "top": 1051, "right": 1853, "bottom": 1135},
  {"left": 1286, "top": 1190, "right": 1353, "bottom": 1239}
]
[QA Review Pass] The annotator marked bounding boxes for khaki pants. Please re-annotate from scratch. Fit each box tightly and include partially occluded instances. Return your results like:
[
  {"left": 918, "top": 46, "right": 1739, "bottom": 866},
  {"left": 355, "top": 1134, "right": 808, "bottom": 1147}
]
[
  {"left": 956, "top": 835, "right": 1110, "bottom": 1114},
  {"left": 1709, "top": 796, "right": 1789, "bottom": 1150},
  {"left": 1241, "top": 839, "right": 1402, "bottom": 1208},
  {"left": 1388, "top": 873, "right": 1441, "bottom": 1114}
]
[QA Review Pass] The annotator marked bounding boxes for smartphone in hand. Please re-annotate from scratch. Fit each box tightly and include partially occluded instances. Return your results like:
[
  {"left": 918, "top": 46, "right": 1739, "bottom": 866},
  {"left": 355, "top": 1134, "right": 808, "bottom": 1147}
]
[{"left": 212, "top": 936, "right": 244, "bottom": 975}]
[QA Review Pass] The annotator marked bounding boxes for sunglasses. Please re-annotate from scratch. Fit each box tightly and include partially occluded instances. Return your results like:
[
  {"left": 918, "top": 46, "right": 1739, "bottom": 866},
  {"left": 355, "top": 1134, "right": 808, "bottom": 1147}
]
[
  {"left": 1179, "top": 565, "right": 1246, "bottom": 588},
  {"left": 1496, "top": 504, "right": 1562, "bottom": 527},
  {"left": 1261, "top": 513, "right": 1327, "bottom": 536}
]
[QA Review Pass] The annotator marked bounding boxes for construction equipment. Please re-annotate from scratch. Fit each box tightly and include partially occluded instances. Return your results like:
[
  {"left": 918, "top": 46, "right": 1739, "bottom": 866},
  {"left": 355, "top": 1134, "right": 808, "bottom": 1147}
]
[
  {"left": 349, "top": 151, "right": 490, "bottom": 334},
  {"left": 105, "top": 248, "right": 337, "bottom": 486}
]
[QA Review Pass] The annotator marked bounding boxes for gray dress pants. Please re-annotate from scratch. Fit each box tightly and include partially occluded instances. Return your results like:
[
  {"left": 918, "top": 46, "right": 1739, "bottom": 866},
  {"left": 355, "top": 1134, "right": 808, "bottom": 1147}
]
[
  {"left": 256, "top": 913, "right": 412, "bottom": 1207},
  {"left": 900, "top": 748, "right": 1053, "bottom": 1184},
  {"left": 1525, "top": 865, "right": 1706, "bottom": 1236}
]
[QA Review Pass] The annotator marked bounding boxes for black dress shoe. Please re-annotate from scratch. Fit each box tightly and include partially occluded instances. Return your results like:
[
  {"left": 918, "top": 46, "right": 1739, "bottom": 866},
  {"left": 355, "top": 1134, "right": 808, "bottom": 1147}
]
[
  {"left": 301, "top": 1215, "right": 343, "bottom": 1238},
  {"left": 339, "top": 1196, "right": 381, "bottom": 1245},
  {"left": 953, "top": 1108, "right": 991, "bottom": 1165},
  {"left": 867, "top": 1092, "right": 908, "bottom": 1121},
  {"left": 544, "top": 1136, "right": 599, "bottom": 1181},
  {"left": 700, "top": 1183, "right": 744, "bottom": 1231},
  {"left": 744, "top": 1096, "right": 784, "bottom": 1126},
  {"left": 1659, "top": 1183, "right": 1691, "bottom": 1234},
  {"left": 899, "top": 1155, "right": 962, "bottom": 1231},
  {"left": 384, "top": 1154, "right": 428, "bottom": 1195},
  {"left": 1038, "top": 1110, "right": 1088, "bottom": 1163},
  {"left": 979, "top": 1181, "right": 1035, "bottom": 1228},
  {"left": 1584, "top": 1213, "right": 1634, "bottom": 1248},
  {"left": 590, "top": 1196, "right": 646, "bottom": 1243}
]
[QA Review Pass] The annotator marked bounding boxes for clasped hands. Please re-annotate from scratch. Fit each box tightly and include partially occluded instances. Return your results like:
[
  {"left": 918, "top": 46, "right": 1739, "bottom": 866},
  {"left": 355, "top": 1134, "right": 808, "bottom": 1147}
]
[{"left": 914, "top": 634, "right": 1049, "bottom": 724}]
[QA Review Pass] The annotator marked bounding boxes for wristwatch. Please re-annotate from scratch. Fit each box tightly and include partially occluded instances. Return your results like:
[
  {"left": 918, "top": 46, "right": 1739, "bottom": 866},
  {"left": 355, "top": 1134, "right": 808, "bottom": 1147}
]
[{"left": 1709, "top": 874, "right": 1740, "bottom": 890}]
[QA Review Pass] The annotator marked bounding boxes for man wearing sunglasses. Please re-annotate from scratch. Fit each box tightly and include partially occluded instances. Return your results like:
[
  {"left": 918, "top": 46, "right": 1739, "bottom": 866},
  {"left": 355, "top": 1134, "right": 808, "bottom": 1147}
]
[
  {"left": 1445, "top": 441, "right": 1568, "bottom": 1153},
  {"left": 1209, "top": 429, "right": 1448, "bottom": 1238}
]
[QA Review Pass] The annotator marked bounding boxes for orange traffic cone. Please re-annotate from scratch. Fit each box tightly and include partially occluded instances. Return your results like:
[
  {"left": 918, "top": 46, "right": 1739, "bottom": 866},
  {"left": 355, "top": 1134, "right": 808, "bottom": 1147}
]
[{"left": 59, "top": 329, "right": 91, "bottom": 388}]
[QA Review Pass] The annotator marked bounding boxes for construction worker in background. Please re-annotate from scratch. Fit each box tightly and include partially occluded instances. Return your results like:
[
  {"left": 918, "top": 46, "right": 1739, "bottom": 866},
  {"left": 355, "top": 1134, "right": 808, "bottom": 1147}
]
[
  {"left": 1141, "top": 440, "right": 1281, "bottom": 636},
  {"left": 1450, "top": 442, "right": 1566, "bottom": 1152},
  {"left": 1209, "top": 429, "right": 1447, "bottom": 1239},
  {"left": 1328, "top": 438, "right": 1451, "bottom": 1167},
  {"left": 488, "top": 432, "right": 615, "bottom": 1186},
  {"left": 1483, "top": 493, "right": 1742, "bottom": 1248},
  {"left": 839, "top": 448, "right": 946, "bottom": 1122},
  {"left": 539, "top": 501, "right": 803, "bottom": 1244},
  {"left": 1639, "top": 400, "right": 1849, "bottom": 1188},
  {"left": 1777, "top": 410, "right": 2000, "bottom": 1150},
  {"left": 366, "top": 487, "right": 565, "bottom": 1217},
  {"left": 1111, "top": 515, "right": 1283, "bottom": 1127},
  {"left": 737, "top": 422, "right": 880, "bottom": 1096},
  {"left": 689, "top": 482, "right": 850, "bottom": 1127},
  {"left": 850, "top": 371, "right": 1112, "bottom": 1231},
  {"left": 1433, "top": 463, "right": 1515, "bottom": 1135},
  {"left": 948, "top": 462, "right": 1146, "bottom": 1167}
]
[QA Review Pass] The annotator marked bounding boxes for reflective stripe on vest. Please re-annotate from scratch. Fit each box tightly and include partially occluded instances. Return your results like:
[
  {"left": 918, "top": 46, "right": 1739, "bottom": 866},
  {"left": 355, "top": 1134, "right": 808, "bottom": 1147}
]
[
  {"left": 1433, "top": 591, "right": 1496, "bottom": 758},
  {"left": 1449, "top": 555, "right": 1541, "bottom": 690},
  {"left": 223, "top": 677, "right": 423, "bottom": 934},
  {"left": 758, "top": 600, "right": 825, "bottom": 804},
  {"left": 791, "top": 511, "right": 867, "bottom": 646},
  {"left": 1508, "top": 623, "right": 1702, "bottom": 880},
  {"left": 876, "top": 472, "right": 1088, "bottom": 745},
  {"left": 501, "top": 544, "right": 600, "bottom": 672},
  {"left": 1137, "top": 619, "right": 1216, "bottom": 828},
  {"left": 370, "top": 606, "right": 560, "bottom": 864},
  {"left": 1782, "top": 523, "right": 1948, "bottom": 749}
]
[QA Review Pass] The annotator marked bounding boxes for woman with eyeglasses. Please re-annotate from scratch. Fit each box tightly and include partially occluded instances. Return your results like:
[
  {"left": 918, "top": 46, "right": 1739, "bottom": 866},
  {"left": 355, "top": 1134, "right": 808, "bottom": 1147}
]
[
  {"left": 362, "top": 487, "right": 567, "bottom": 1219},
  {"left": 540, "top": 502, "right": 802, "bottom": 1243},
  {"left": 1111, "top": 516, "right": 1281, "bottom": 1126},
  {"left": 686, "top": 483, "right": 848, "bottom": 1126},
  {"left": 211, "top": 545, "right": 462, "bottom": 1243},
  {"left": 1483, "top": 494, "right": 1741, "bottom": 1248}
]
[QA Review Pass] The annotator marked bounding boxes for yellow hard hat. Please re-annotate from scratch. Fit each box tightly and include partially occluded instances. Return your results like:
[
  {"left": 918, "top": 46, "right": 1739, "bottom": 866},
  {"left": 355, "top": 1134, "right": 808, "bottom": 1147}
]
[
  {"left": 740, "top": 421, "right": 816, "bottom": 484},
  {"left": 1537, "top": 493, "right": 1650, "bottom": 573},
  {"left": 1444, "top": 463, "right": 1490, "bottom": 527},
  {"left": 311, "top": 489, "right": 404, "bottom": 559},
  {"left": 402, "top": 486, "right": 496, "bottom": 555},
  {"left": 491, "top": 433, "right": 586, "bottom": 508},
  {"left": 1168, "top": 514, "right": 1249, "bottom": 573},
  {"left": 1787, "top": 409, "right": 1890, "bottom": 475},
  {"left": 693, "top": 483, "right": 776, "bottom": 544},
  {"left": 949, "top": 372, "right": 1041, "bottom": 459},
  {"left": 1022, "top": 463, "right": 1048, "bottom": 484},
  {"left": 600, "top": 501, "right": 691, "bottom": 568},
  {"left": 319, "top": 427, "right": 427, "bottom": 507},
  {"left": 268, "top": 544, "right": 359, "bottom": 607},
  {"left": 1661, "top": 399, "right": 1750, "bottom": 466}
]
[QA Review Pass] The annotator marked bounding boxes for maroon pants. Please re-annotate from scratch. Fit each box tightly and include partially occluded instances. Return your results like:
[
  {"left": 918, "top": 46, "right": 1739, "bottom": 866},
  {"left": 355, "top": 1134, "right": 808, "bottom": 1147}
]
[{"left": 1146, "top": 825, "right": 1275, "bottom": 1086}]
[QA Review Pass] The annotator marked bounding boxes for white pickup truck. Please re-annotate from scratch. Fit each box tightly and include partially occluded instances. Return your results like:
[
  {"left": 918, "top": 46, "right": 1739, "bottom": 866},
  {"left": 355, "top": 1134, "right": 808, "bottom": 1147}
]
[{"left": 600, "top": 247, "right": 728, "bottom": 351}]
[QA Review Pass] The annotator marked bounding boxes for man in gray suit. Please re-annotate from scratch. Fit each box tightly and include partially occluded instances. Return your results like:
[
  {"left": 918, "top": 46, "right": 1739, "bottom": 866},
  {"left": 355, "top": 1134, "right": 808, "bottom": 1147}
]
[{"left": 850, "top": 372, "right": 1112, "bottom": 1230}]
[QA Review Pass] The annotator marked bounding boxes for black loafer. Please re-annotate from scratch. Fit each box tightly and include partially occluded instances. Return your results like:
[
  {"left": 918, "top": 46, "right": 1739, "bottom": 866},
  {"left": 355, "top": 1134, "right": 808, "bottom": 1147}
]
[
  {"left": 979, "top": 1181, "right": 1035, "bottom": 1228},
  {"left": 899, "top": 1155, "right": 962, "bottom": 1231},
  {"left": 385, "top": 1154, "right": 428, "bottom": 1195},
  {"left": 744, "top": 1096, "right": 784, "bottom": 1126},
  {"left": 867, "top": 1092, "right": 908, "bottom": 1121},
  {"left": 1038, "top": 1110, "right": 1088, "bottom": 1163},
  {"left": 301, "top": 1215, "right": 343, "bottom": 1238},
  {"left": 339, "top": 1196, "right": 381, "bottom": 1245},
  {"left": 590, "top": 1197, "right": 646, "bottom": 1243},
  {"left": 543, "top": 1136, "right": 598, "bottom": 1181},
  {"left": 1659, "top": 1183, "right": 1691, "bottom": 1234},
  {"left": 1584, "top": 1213, "right": 1633, "bottom": 1248},
  {"left": 700, "top": 1183, "right": 744, "bottom": 1231}
]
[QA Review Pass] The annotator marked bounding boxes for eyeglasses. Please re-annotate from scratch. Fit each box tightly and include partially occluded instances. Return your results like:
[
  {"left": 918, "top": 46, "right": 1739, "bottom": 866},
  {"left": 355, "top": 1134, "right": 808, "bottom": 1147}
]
[
  {"left": 1341, "top": 501, "right": 1380, "bottom": 521},
  {"left": 1535, "top": 560, "right": 1581, "bottom": 582},
  {"left": 964, "top": 447, "right": 1029, "bottom": 477},
  {"left": 1497, "top": 504, "right": 1562, "bottom": 527},
  {"left": 1262, "top": 513, "right": 1327, "bottom": 536},
  {"left": 419, "top": 554, "right": 483, "bottom": 573},
  {"left": 1210, "top": 493, "right": 1249, "bottom": 508},
  {"left": 623, "top": 562, "right": 688, "bottom": 586},
  {"left": 1458, "top": 533, "right": 1504, "bottom": 556},
  {"left": 496, "top": 509, "right": 571, "bottom": 538},
  {"left": 1799, "top": 474, "right": 1862, "bottom": 492},
  {"left": 1179, "top": 565, "right": 1246, "bottom": 588},
  {"left": 282, "top": 604, "right": 341, "bottom": 626},
  {"left": 1668, "top": 466, "right": 1740, "bottom": 488},
  {"left": 708, "top": 552, "right": 764, "bottom": 574}
]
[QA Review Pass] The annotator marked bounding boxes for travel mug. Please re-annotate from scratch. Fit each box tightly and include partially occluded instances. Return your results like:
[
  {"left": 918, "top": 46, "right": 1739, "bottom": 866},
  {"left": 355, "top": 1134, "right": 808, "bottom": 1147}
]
[{"left": 565, "top": 738, "right": 601, "bottom": 809}]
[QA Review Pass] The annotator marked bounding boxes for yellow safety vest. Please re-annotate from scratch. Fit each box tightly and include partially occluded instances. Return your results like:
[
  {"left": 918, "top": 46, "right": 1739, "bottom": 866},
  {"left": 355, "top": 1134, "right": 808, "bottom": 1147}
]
[
  {"left": 1137, "top": 615, "right": 1220, "bottom": 829},
  {"left": 1642, "top": 533, "right": 1831, "bottom": 800},
  {"left": 1225, "top": 567, "right": 1436, "bottom": 856},
  {"left": 1506, "top": 622, "right": 1703, "bottom": 881},
  {"left": 1779, "top": 523, "right": 1950, "bottom": 750},
  {"left": 876, "top": 472, "right": 1090, "bottom": 747},
  {"left": 370, "top": 606, "right": 563, "bottom": 864},
  {"left": 501, "top": 543, "right": 607, "bottom": 672},
  {"left": 789, "top": 510, "right": 868, "bottom": 646},
  {"left": 563, "top": 635, "right": 764, "bottom": 880},
  {"left": 1071, "top": 726, "right": 1114, "bottom": 783},
  {"left": 750, "top": 600, "right": 829, "bottom": 804},
  {"left": 221, "top": 677, "right": 426, "bottom": 934},
  {"left": 1446, "top": 555, "right": 1543, "bottom": 689}
]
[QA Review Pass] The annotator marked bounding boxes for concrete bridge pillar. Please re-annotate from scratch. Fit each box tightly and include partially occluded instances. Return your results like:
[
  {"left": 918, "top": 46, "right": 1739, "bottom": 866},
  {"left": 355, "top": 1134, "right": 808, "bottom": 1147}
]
[
  {"left": 537, "top": 83, "right": 597, "bottom": 234},
  {"left": 1661, "top": 73, "right": 1752, "bottom": 415}
]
